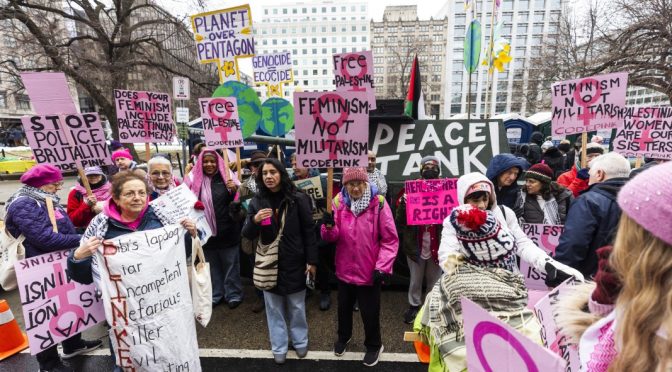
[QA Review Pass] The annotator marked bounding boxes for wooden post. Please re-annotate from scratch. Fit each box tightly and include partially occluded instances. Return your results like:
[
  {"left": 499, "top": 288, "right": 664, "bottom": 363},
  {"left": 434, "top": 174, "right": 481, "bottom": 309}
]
[
  {"left": 326, "top": 168, "right": 334, "bottom": 214},
  {"left": 77, "top": 166, "right": 93, "bottom": 198},
  {"left": 45, "top": 197, "right": 58, "bottom": 233},
  {"left": 635, "top": 155, "right": 642, "bottom": 169},
  {"left": 235, "top": 147, "right": 242, "bottom": 181},
  {"left": 580, "top": 132, "right": 588, "bottom": 168},
  {"left": 222, "top": 149, "right": 230, "bottom": 182},
  {"left": 145, "top": 143, "right": 151, "bottom": 162},
  {"left": 276, "top": 145, "right": 282, "bottom": 161}
]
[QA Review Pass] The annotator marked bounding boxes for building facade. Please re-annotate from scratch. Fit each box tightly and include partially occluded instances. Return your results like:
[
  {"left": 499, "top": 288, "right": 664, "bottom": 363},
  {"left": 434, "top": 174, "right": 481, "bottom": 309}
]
[
  {"left": 438, "top": 0, "right": 565, "bottom": 117},
  {"left": 626, "top": 86, "right": 670, "bottom": 108},
  {"left": 370, "top": 6, "right": 449, "bottom": 118},
  {"left": 254, "top": 1, "right": 370, "bottom": 100}
]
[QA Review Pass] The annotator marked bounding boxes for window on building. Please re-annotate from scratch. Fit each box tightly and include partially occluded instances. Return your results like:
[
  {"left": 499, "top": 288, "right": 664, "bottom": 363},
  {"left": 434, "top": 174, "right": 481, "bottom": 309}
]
[
  {"left": 533, "top": 23, "right": 544, "bottom": 33},
  {"left": 535, "top": 0, "right": 545, "bottom": 8},
  {"left": 388, "top": 26, "right": 396, "bottom": 33},
  {"left": 311, "top": 37, "right": 316, "bottom": 43},
  {"left": 455, "top": 15, "right": 466, "bottom": 26},
  {"left": 0, "top": 92, "right": 6, "bottom": 108},
  {"left": 293, "top": 8, "right": 297, "bottom": 14},
  {"left": 265, "top": 9, "right": 268, "bottom": 15},
  {"left": 519, "top": 12, "right": 529, "bottom": 22},
  {"left": 502, "top": 12, "right": 513, "bottom": 22},
  {"left": 534, "top": 11, "right": 545, "bottom": 22},
  {"left": 519, "top": 0, "right": 530, "bottom": 8},
  {"left": 283, "top": 9, "right": 287, "bottom": 14},
  {"left": 451, "top": 104, "right": 462, "bottom": 114},
  {"left": 362, "top": 36, "right": 367, "bottom": 42},
  {"left": 362, "top": 25, "right": 367, "bottom": 31},
  {"left": 16, "top": 94, "right": 30, "bottom": 109}
]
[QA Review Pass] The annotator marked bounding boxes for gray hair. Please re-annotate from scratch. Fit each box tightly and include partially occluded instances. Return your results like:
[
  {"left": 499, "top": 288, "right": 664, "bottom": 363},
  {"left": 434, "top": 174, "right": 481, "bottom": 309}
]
[
  {"left": 589, "top": 153, "right": 631, "bottom": 180},
  {"left": 147, "top": 156, "right": 172, "bottom": 171}
]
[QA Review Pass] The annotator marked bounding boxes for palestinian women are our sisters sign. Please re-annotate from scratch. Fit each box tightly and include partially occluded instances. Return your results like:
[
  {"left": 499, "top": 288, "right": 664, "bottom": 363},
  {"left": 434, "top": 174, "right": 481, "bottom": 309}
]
[{"left": 94, "top": 225, "right": 201, "bottom": 372}]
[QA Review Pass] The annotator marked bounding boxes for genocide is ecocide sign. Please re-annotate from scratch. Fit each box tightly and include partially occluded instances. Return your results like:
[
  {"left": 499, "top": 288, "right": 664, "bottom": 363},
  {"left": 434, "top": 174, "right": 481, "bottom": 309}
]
[
  {"left": 551, "top": 72, "right": 628, "bottom": 136},
  {"left": 114, "top": 89, "right": 175, "bottom": 143},
  {"left": 253, "top": 52, "right": 293, "bottom": 96},
  {"left": 293, "top": 91, "right": 369, "bottom": 168},
  {"left": 21, "top": 113, "right": 112, "bottom": 172},
  {"left": 191, "top": 5, "right": 254, "bottom": 83}
]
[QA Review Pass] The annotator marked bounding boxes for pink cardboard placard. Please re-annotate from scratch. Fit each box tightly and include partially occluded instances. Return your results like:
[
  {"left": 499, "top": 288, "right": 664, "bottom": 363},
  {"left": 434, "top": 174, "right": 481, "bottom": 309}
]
[
  {"left": 404, "top": 178, "right": 458, "bottom": 225},
  {"left": 293, "top": 91, "right": 369, "bottom": 169},
  {"left": 462, "top": 297, "right": 566, "bottom": 372},
  {"left": 20, "top": 72, "right": 78, "bottom": 115},
  {"left": 533, "top": 278, "right": 581, "bottom": 371},
  {"left": 519, "top": 224, "right": 564, "bottom": 291},
  {"left": 551, "top": 72, "right": 628, "bottom": 136},
  {"left": 199, "top": 97, "right": 243, "bottom": 149},
  {"left": 612, "top": 106, "right": 672, "bottom": 160},
  {"left": 14, "top": 250, "right": 105, "bottom": 355},
  {"left": 332, "top": 51, "right": 376, "bottom": 110},
  {"left": 21, "top": 113, "right": 112, "bottom": 172},
  {"left": 114, "top": 89, "right": 175, "bottom": 143}
]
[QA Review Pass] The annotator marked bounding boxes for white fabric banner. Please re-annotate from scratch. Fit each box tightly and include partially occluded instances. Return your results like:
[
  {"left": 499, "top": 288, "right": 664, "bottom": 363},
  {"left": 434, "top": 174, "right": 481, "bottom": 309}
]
[{"left": 95, "top": 225, "right": 201, "bottom": 371}]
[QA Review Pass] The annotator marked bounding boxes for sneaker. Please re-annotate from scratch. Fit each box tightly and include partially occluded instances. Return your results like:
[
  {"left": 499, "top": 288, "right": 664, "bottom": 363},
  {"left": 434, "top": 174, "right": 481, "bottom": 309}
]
[
  {"left": 252, "top": 297, "right": 265, "bottom": 313},
  {"left": 39, "top": 361, "right": 74, "bottom": 372},
  {"left": 319, "top": 293, "right": 331, "bottom": 311},
  {"left": 227, "top": 300, "right": 242, "bottom": 309},
  {"left": 61, "top": 339, "right": 102, "bottom": 359},
  {"left": 273, "top": 353, "right": 286, "bottom": 365},
  {"left": 333, "top": 337, "right": 351, "bottom": 357},
  {"left": 363, "top": 345, "right": 384, "bottom": 367},
  {"left": 403, "top": 306, "right": 419, "bottom": 324},
  {"left": 295, "top": 346, "right": 308, "bottom": 359}
]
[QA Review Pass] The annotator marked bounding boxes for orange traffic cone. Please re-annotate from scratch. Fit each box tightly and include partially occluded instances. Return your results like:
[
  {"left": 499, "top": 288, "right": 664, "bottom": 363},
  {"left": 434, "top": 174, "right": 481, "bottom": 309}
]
[{"left": 0, "top": 299, "right": 29, "bottom": 360}]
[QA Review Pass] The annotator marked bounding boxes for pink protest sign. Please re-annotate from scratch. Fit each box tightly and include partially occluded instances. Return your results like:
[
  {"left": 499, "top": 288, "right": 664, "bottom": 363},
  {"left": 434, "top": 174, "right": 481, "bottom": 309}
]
[
  {"left": 533, "top": 278, "right": 581, "bottom": 371},
  {"left": 519, "top": 224, "right": 564, "bottom": 291},
  {"left": 199, "top": 97, "right": 244, "bottom": 149},
  {"left": 613, "top": 106, "right": 672, "bottom": 160},
  {"left": 551, "top": 72, "right": 628, "bottom": 136},
  {"left": 462, "top": 297, "right": 566, "bottom": 372},
  {"left": 114, "top": 89, "right": 175, "bottom": 143},
  {"left": 21, "top": 113, "right": 112, "bottom": 172},
  {"left": 404, "top": 178, "right": 458, "bottom": 225},
  {"left": 293, "top": 91, "right": 369, "bottom": 168},
  {"left": 14, "top": 250, "right": 105, "bottom": 354},
  {"left": 333, "top": 51, "right": 376, "bottom": 110},
  {"left": 20, "top": 72, "right": 78, "bottom": 115}
]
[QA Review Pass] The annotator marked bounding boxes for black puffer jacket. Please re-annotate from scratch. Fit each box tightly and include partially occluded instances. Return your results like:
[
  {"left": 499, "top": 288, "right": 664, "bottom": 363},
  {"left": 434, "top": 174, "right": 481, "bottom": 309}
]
[
  {"left": 541, "top": 147, "right": 565, "bottom": 180},
  {"left": 516, "top": 186, "right": 574, "bottom": 224},
  {"left": 242, "top": 191, "right": 318, "bottom": 295}
]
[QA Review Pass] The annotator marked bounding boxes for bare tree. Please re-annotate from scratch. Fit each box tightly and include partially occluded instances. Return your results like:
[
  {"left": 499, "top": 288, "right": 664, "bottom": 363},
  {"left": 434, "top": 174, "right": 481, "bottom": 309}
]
[
  {"left": 384, "top": 33, "right": 434, "bottom": 99},
  {"left": 0, "top": 0, "right": 216, "bottom": 158}
]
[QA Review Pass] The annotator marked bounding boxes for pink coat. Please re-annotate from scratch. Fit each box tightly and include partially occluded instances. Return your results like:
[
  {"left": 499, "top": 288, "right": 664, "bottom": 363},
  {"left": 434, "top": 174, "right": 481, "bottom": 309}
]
[{"left": 321, "top": 194, "right": 399, "bottom": 286}]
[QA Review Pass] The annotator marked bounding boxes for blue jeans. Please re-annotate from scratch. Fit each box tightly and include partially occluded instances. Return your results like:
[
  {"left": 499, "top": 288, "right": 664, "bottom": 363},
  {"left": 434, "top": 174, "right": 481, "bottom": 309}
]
[
  {"left": 205, "top": 246, "right": 243, "bottom": 304},
  {"left": 264, "top": 290, "right": 308, "bottom": 355}
]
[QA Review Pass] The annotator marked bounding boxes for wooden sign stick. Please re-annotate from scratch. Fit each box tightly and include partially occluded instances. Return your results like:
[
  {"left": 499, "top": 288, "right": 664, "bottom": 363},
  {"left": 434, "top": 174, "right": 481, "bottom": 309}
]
[
  {"left": 580, "top": 132, "right": 588, "bottom": 168},
  {"left": 635, "top": 155, "right": 642, "bottom": 168},
  {"left": 145, "top": 143, "right": 151, "bottom": 163},
  {"left": 235, "top": 147, "right": 242, "bottom": 181},
  {"left": 326, "top": 168, "right": 334, "bottom": 214},
  {"left": 222, "top": 149, "right": 230, "bottom": 182},
  {"left": 77, "top": 166, "right": 93, "bottom": 198}
]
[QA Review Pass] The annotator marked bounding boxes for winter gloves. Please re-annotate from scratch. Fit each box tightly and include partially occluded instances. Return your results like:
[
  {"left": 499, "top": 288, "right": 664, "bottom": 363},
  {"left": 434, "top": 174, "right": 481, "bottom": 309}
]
[
  {"left": 544, "top": 258, "right": 585, "bottom": 287},
  {"left": 321, "top": 212, "right": 335, "bottom": 228},
  {"left": 373, "top": 270, "right": 391, "bottom": 285},
  {"left": 576, "top": 168, "right": 591, "bottom": 180}
]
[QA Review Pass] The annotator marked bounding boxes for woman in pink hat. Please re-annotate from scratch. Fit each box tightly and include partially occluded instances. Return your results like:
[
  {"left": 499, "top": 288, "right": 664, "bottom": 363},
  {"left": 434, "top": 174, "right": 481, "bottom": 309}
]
[
  {"left": 321, "top": 167, "right": 398, "bottom": 367},
  {"left": 4, "top": 164, "right": 102, "bottom": 371}
]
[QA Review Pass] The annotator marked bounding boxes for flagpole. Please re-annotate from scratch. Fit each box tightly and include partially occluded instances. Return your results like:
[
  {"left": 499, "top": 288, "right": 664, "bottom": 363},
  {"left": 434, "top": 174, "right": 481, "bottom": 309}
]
[{"left": 483, "top": 0, "right": 497, "bottom": 118}]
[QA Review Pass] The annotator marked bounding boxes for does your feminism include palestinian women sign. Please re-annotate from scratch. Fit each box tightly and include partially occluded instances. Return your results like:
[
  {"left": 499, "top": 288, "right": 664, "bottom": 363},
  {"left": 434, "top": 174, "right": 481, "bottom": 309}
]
[
  {"left": 613, "top": 106, "right": 672, "bottom": 160},
  {"left": 333, "top": 51, "right": 376, "bottom": 110},
  {"left": 199, "top": 97, "right": 244, "bottom": 149},
  {"left": 404, "top": 178, "right": 459, "bottom": 225},
  {"left": 95, "top": 226, "right": 201, "bottom": 372},
  {"left": 15, "top": 250, "right": 105, "bottom": 354},
  {"left": 551, "top": 72, "right": 628, "bottom": 136},
  {"left": 21, "top": 113, "right": 111, "bottom": 172},
  {"left": 114, "top": 89, "right": 175, "bottom": 143},
  {"left": 294, "top": 91, "right": 369, "bottom": 168}
]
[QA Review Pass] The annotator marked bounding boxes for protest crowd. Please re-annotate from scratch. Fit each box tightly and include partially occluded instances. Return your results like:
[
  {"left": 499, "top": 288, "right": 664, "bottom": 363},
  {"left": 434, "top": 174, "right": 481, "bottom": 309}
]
[{"left": 0, "top": 4, "right": 670, "bottom": 372}]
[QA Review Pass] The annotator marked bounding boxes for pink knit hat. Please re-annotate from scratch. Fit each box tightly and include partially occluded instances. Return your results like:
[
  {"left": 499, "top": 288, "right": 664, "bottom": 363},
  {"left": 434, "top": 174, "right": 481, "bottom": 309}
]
[
  {"left": 342, "top": 167, "right": 368, "bottom": 185},
  {"left": 20, "top": 164, "right": 63, "bottom": 188},
  {"left": 111, "top": 149, "right": 133, "bottom": 161},
  {"left": 618, "top": 161, "right": 672, "bottom": 245}
]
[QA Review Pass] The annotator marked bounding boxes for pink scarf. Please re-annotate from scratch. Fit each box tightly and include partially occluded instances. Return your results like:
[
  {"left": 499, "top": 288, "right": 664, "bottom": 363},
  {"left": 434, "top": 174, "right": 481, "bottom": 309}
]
[
  {"left": 103, "top": 198, "right": 149, "bottom": 231},
  {"left": 146, "top": 173, "right": 180, "bottom": 197},
  {"left": 73, "top": 180, "right": 112, "bottom": 202},
  {"left": 184, "top": 149, "right": 240, "bottom": 236}
]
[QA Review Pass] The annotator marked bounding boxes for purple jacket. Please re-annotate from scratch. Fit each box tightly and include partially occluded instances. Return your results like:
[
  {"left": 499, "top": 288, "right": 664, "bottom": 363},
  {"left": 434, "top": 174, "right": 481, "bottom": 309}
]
[
  {"left": 5, "top": 196, "right": 81, "bottom": 258},
  {"left": 321, "top": 192, "right": 399, "bottom": 286}
]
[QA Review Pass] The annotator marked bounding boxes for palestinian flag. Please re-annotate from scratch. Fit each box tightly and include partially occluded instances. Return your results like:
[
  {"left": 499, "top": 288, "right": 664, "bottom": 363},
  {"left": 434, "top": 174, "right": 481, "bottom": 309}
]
[{"left": 403, "top": 55, "right": 425, "bottom": 119}]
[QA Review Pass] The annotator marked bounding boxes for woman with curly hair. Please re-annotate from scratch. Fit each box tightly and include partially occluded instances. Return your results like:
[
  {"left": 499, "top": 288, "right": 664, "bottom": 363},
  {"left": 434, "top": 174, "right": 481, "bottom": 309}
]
[{"left": 514, "top": 163, "right": 573, "bottom": 225}]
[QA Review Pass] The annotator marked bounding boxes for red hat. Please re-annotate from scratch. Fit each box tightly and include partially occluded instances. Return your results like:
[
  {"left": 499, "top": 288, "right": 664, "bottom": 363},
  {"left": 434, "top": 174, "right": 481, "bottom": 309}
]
[
  {"left": 524, "top": 163, "right": 554, "bottom": 183},
  {"left": 342, "top": 167, "right": 368, "bottom": 185},
  {"left": 20, "top": 164, "right": 63, "bottom": 188}
]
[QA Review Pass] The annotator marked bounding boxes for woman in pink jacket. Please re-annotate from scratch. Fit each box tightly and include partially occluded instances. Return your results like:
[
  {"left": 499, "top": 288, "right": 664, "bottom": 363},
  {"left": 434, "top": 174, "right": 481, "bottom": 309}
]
[{"left": 321, "top": 167, "right": 399, "bottom": 367}]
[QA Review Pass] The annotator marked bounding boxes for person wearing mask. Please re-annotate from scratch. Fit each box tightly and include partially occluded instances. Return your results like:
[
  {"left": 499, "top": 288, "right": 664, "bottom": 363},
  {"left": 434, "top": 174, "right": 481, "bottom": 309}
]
[
  {"left": 67, "top": 166, "right": 112, "bottom": 231},
  {"left": 366, "top": 150, "right": 387, "bottom": 197},
  {"left": 290, "top": 153, "right": 334, "bottom": 311},
  {"left": 67, "top": 170, "right": 198, "bottom": 372},
  {"left": 438, "top": 172, "right": 583, "bottom": 285},
  {"left": 185, "top": 149, "right": 245, "bottom": 308},
  {"left": 395, "top": 156, "right": 444, "bottom": 324},
  {"left": 555, "top": 161, "right": 672, "bottom": 370},
  {"left": 552, "top": 153, "right": 631, "bottom": 281},
  {"left": 5, "top": 164, "right": 102, "bottom": 372},
  {"left": 147, "top": 155, "right": 180, "bottom": 199},
  {"left": 485, "top": 153, "right": 529, "bottom": 209},
  {"left": 242, "top": 158, "right": 318, "bottom": 364},
  {"left": 557, "top": 143, "right": 604, "bottom": 197},
  {"left": 514, "top": 163, "right": 573, "bottom": 225},
  {"left": 321, "top": 167, "right": 398, "bottom": 367}
]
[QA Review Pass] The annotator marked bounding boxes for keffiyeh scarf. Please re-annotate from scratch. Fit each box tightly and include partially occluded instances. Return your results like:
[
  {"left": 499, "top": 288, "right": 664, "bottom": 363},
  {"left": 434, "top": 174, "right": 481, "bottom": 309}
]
[
  {"left": 349, "top": 185, "right": 372, "bottom": 216},
  {"left": 5, "top": 185, "right": 61, "bottom": 212}
]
